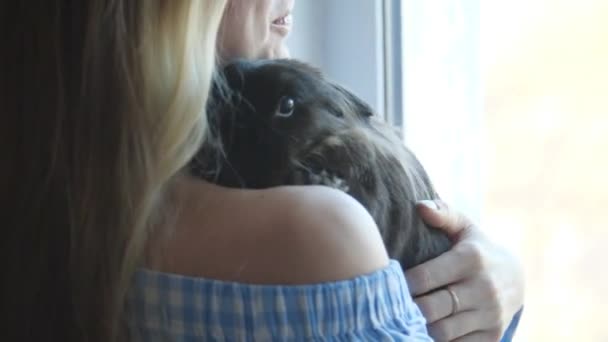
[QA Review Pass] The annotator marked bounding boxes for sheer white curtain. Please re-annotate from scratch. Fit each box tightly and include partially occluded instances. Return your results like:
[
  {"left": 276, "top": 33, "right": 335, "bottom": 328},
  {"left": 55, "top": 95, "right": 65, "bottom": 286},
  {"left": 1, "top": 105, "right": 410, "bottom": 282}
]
[{"left": 400, "top": 0, "right": 483, "bottom": 221}]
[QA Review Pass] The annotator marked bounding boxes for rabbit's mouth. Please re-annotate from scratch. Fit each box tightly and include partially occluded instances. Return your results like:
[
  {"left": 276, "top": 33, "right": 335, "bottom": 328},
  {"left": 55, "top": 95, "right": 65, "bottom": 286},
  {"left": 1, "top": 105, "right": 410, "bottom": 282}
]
[
  {"left": 283, "top": 133, "right": 354, "bottom": 192},
  {"left": 289, "top": 166, "right": 350, "bottom": 193}
]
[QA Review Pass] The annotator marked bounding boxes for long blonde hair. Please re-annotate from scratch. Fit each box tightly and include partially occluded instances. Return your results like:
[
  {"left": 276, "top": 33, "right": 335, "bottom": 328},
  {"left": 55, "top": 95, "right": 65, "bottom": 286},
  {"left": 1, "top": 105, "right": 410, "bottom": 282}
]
[{"left": 0, "top": 1, "right": 225, "bottom": 341}]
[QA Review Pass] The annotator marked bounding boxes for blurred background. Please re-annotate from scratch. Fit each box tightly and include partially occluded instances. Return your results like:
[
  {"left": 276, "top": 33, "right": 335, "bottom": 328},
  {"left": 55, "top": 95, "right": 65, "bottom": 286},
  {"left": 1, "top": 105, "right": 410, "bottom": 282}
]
[
  {"left": 482, "top": 1, "right": 608, "bottom": 340},
  {"left": 290, "top": 0, "right": 608, "bottom": 340}
]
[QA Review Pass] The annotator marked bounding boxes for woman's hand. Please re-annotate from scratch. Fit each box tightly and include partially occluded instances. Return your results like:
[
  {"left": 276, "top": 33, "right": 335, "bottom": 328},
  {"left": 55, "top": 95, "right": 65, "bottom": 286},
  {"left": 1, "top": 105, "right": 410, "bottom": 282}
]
[{"left": 405, "top": 200, "right": 524, "bottom": 342}]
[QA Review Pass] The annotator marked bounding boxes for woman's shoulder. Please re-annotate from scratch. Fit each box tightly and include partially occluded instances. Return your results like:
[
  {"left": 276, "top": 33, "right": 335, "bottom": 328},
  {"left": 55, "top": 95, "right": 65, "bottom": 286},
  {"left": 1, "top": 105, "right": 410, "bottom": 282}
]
[
  {"left": 135, "top": 182, "right": 435, "bottom": 340},
  {"left": 153, "top": 180, "right": 389, "bottom": 285},
  {"left": 253, "top": 185, "right": 390, "bottom": 283}
]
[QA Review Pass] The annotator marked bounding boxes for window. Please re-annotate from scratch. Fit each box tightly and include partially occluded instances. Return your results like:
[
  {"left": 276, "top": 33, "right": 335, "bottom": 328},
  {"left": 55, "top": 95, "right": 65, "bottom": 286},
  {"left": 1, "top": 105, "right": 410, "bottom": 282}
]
[
  {"left": 481, "top": 2, "right": 608, "bottom": 341},
  {"left": 290, "top": 1, "right": 608, "bottom": 341},
  {"left": 399, "top": 1, "right": 482, "bottom": 220}
]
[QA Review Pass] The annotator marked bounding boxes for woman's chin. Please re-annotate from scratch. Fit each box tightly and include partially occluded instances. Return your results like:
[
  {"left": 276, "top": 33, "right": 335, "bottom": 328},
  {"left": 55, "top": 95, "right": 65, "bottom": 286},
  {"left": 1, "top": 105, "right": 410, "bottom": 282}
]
[
  {"left": 258, "top": 43, "right": 290, "bottom": 59},
  {"left": 277, "top": 44, "right": 290, "bottom": 58}
]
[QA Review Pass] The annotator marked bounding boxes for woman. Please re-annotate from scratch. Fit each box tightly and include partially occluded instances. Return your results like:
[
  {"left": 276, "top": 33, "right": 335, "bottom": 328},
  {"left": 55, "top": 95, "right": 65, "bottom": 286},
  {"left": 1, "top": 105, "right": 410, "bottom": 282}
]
[
  {"left": 2, "top": 0, "right": 425, "bottom": 340},
  {"left": 1, "top": 1, "right": 521, "bottom": 342},
  {"left": 4, "top": 0, "right": 434, "bottom": 338},
  {"left": 217, "top": 1, "right": 525, "bottom": 341}
]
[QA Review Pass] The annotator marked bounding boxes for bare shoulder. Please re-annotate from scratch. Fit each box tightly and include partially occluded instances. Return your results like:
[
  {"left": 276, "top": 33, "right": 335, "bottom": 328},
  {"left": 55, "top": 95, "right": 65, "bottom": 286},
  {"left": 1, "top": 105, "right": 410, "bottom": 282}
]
[
  {"left": 243, "top": 185, "right": 390, "bottom": 284},
  {"left": 152, "top": 180, "right": 389, "bottom": 285}
]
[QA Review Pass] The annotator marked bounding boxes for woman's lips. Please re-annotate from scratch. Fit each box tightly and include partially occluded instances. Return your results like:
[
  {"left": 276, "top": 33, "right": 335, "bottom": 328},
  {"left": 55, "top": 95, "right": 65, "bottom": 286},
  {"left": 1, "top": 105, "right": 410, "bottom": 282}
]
[
  {"left": 272, "top": 13, "right": 293, "bottom": 26},
  {"left": 271, "top": 13, "right": 293, "bottom": 36}
]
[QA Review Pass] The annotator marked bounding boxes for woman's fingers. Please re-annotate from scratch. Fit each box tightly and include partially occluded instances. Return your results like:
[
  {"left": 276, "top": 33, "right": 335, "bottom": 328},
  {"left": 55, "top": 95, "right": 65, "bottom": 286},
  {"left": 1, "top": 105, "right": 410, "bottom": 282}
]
[
  {"left": 414, "top": 280, "right": 489, "bottom": 323},
  {"left": 406, "top": 253, "right": 464, "bottom": 296},
  {"left": 416, "top": 200, "right": 475, "bottom": 239},
  {"left": 452, "top": 331, "right": 503, "bottom": 342},
  {"left": 413, "top": 288, "right": 454, "bottom": 323},
  {"left": 427, "top": 310, "right": 502, "bottom": 342},
  {"left": 427, "top": 310, "right": 479, "bottom": 341},
  {"left": 410, "top": 200, "right": 525, "bottom": 340},
  {"left": 405, "top": 240, "right": 484, "bottom": 296}
]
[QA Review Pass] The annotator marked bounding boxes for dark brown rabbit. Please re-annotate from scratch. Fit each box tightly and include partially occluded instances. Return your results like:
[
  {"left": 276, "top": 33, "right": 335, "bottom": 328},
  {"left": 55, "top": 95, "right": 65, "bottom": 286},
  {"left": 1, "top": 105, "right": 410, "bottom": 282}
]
[{"left": 192, "top": 59, "right": 452, "bottom": 269}]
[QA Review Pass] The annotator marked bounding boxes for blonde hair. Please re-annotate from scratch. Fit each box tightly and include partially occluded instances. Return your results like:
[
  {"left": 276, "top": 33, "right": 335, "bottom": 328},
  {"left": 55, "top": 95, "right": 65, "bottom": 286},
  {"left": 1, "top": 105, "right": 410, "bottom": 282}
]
[{"left": 1, "top": 1, "right": 225, "bottom": 341}]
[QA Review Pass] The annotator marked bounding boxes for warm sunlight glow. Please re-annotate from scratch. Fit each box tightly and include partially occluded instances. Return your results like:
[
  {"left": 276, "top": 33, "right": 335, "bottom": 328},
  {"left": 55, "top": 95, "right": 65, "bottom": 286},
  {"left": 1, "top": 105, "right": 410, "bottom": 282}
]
[{"left": 481, "top": 1, "right": 608, "bottom": 340}]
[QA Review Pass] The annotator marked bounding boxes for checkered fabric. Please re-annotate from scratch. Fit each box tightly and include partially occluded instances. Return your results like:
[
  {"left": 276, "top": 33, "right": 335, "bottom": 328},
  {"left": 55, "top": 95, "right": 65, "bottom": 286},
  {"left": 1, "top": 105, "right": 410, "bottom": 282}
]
[{"left": 124, "top": 260, "right": 431, "bottom": 341}]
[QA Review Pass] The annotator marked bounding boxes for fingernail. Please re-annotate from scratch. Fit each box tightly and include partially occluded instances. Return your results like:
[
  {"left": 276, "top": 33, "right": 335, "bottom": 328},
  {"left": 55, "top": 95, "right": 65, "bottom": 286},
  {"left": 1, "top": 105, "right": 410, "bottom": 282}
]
[{"left": 417, "top": 200, "right": 439, "bottom": 211}]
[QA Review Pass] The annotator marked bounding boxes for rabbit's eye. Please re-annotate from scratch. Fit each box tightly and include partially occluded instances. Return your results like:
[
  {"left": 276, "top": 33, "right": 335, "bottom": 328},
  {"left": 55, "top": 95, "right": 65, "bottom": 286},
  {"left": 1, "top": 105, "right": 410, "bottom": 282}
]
[{"left": 276, "top": 96, "right": 295, "bottom": 117}]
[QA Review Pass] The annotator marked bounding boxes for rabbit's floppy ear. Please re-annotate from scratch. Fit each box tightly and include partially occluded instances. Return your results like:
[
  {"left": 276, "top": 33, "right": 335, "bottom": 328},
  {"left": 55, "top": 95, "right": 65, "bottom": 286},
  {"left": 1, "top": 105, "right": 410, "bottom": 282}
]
[{"left": 220, "top": 59, "right": 256, "bottom": 89}]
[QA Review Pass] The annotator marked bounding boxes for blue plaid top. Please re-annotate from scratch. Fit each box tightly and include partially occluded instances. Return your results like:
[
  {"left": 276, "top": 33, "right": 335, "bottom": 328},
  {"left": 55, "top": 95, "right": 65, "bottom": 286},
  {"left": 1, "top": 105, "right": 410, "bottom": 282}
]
[{"left": 125, "top": 260, "right": 432, "bottom": 341}]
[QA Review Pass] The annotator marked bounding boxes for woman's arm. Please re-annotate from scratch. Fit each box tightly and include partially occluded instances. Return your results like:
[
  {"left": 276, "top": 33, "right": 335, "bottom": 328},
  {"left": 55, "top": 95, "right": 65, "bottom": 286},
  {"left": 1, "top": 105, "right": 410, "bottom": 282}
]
[{"left": 405, "top": 200, "right": 525, "bottom": 342}]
